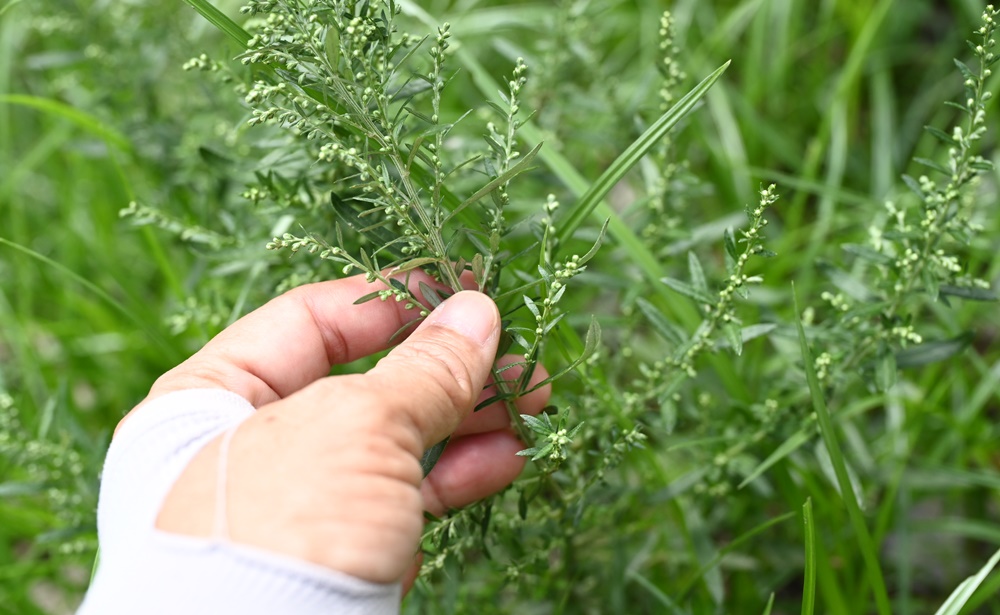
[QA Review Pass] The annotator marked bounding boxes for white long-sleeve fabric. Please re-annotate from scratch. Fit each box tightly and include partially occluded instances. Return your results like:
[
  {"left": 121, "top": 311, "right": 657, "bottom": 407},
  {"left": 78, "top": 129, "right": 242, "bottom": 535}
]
[{"left": 78, "top": 388, "right": 401, "bottom": 615}]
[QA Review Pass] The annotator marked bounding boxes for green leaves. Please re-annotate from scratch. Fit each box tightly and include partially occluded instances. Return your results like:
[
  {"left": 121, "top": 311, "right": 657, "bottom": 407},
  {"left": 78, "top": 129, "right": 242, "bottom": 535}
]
[
  {"left": 801, "top": 498, "right": 816, "bottom": 615},
  {"left": 662, "top": 277, "right": 714, "bottom": 305},
  {"left": 182, "top": 0, "right": 251, "bottom": 47},
  {"left": 556, "top": 61, "right": 731, "bottom": 244},
  {"left": 515, "top": 411, "right": 584, "bottom": 462},
  {"left": 895, "top": 334, "right": 973, "bottom": 368},
  {"left": 939, "top": 285, "right": 999, "bottom": 302},
  {"left": 420, "top": 437, "right": 449, "bottom": 476},
  {"left": 446, "top": 142, "right": 543, "bottom": 222},
  {"left": 933, "top": 548, "right": 1000, "bottom": 615},
  {"left": 794, "top": 289, "right": 892, "bottom": 615}
]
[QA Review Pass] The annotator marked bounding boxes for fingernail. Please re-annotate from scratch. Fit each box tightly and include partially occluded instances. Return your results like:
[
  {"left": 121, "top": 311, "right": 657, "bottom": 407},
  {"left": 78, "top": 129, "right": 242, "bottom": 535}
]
[{"left": 424, "top": 291, "right": 499, "bottom": 346}]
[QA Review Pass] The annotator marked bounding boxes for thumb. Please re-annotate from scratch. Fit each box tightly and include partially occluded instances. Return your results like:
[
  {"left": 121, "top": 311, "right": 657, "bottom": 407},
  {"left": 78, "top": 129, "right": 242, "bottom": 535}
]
[{"left": 367, "top": 290, "right": 501, "bottom": 448}]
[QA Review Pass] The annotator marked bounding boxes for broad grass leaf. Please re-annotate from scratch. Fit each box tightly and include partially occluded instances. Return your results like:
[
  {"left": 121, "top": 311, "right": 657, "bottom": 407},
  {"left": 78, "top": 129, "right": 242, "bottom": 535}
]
[
  {"left": 555, "top": 61, "right": 731, "bottom": 243},
  {"left": 181, "top": 0, "right": 251, "bottom": 46},
  {"left": 793, "top": 287, "right": 892, "bottom": 614},
  {"left": 933, "top": 548, "right": 1000, "bottom": 615}
]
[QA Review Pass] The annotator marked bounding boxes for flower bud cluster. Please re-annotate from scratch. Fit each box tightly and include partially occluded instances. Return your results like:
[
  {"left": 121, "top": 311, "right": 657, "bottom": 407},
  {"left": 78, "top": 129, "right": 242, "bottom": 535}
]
[
  {"left": 671, "top": 185, "right": 777, "bottom": 378},
  {"left": 657, "top": 11, "right": 686, "bottom": 109}
]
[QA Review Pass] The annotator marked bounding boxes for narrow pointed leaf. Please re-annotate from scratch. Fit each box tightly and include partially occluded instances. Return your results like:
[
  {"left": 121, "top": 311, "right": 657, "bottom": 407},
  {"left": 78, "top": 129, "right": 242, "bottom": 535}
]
[
  {"left": 182, "top": 0, "right": 251, "bottom": 47},
  {"left": 939, "top": 285, "right": 998, "bottom": 301},
  {"left": 420, "top": 437, "right": 449, "bottom": 476},
  {"left": 924, "top": 125, "right": 957, "bottom": 145},
  {"left": 902, "top": 174, "right": 925, "bottom": 200},
  {"left": 802, "top": 499, "right": 816, "bottom": 615},
  {"left": 841, "top": 243, "right": 893, "bottom": 265},
  {"left": 578, "top": 219, "right": 610, "bottom": 266},
  {"left": 932, "top": 548, "right": 1000, "bottom": 615},
  {"left": 913, "top": 157, "right": 951, "bottom": 176},
  {"left": 636, "top": 297, "right": 685, "bottom": 345},
  {"left": 418, "top": 282, "right": 446, "bottom": 308},
  {"left": 688, "top": 251, "right": 708, "bottom": 295},
  {"left": 895, "top": 335, "right": 973, "bottom": 368},
  {"left": 353, "top": 290, "right": 384, "bottom": 305},
  {"left": 521, "top": 318, "right": 601, "bottom": 395},
  {"left": 723, "top": 322, "right": 743, "bottom": 356},
  {"left": 662, "top": 277, "right": 715, "bottom": 305},
  {"left": 556, "top": 61, "right": 731, "bottom": 243},
  {"left": 723, "top": 228, "right": 739, "bottom": 261},
  {"left": 447, "top": 142, "right": 543, "bottom": 221},
  {"left": 875, "top": 347, "right": 897, "bottom": 392},
  {"left": 793, "top": 287, "right": 892, "bottom": 615}
]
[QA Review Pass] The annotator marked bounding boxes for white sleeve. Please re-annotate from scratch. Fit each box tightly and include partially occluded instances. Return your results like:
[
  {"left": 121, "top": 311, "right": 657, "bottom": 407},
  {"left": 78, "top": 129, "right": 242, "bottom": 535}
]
[{"left": 77, "top": 389, "right": 401, "bottom": 615}]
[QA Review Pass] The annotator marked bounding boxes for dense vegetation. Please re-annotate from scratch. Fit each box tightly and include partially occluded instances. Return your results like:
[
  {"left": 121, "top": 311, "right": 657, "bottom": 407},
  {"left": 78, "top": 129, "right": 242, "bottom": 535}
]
[{"left": 2, "top": 1, "right": 1000, "bottom": 613}]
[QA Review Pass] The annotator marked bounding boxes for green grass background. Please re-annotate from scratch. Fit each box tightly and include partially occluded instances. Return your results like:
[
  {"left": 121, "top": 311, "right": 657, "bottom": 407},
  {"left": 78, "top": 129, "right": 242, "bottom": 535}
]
[{"left": 2, "top": 0, "right": 1000, "bottom": 613}]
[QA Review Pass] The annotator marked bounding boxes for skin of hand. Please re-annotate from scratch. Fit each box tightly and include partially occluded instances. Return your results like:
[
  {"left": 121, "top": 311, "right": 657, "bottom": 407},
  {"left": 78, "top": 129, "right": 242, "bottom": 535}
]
[{"left": 117, "top": 273, "right": 550, "bottom": 590}]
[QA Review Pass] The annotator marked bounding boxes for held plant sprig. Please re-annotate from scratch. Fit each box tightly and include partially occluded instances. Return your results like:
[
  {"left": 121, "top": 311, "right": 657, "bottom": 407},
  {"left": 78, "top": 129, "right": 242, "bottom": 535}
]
[{"left": 240, "top": 0, "right": 601, "bottom": 467}]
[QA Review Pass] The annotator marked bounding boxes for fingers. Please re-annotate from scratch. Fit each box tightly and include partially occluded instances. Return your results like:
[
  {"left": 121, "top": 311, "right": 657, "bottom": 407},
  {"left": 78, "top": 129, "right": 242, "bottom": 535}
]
[
  {"left": 365, "top": 291, "right": 501, "bottom": 449},
  {"left": 421, "top": 431, "right": 527, "bottom": 516},
  {"left": 418, "top": 361, "right": 550, "bottom": 517},
  {"left": 145, "top": 271, "right": 454, "bottom": 409},
  {"left": 453, "top": 357, "right": 551, "bottom": 437}
]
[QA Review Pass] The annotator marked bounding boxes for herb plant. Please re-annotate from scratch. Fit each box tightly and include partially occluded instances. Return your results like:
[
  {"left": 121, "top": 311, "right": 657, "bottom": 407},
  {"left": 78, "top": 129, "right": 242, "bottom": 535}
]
[{"left": 3, "top": 1, "right": 1000, "bottom": 613}]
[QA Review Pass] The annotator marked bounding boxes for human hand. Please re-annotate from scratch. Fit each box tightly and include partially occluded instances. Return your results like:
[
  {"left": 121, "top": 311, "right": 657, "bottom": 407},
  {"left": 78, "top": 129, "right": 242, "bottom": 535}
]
[{"left": 129, "top": 274, "right": 549, "bottom": 589}]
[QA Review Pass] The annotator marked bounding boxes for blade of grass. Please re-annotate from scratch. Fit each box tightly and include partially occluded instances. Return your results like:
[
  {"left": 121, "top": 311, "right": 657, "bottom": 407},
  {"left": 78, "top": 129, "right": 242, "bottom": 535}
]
[
  {"left": 958, "top": 560, "right": 1000, "bottom": 614},
  {"left": 738, "top": 394, "right": 884, "bottom": 489},
  {"left": 933, "top": 548, "right": 1000, "bottom": 615},
  {"left": 627, "top": 570, "right": 690, "bottom": 615},
  {"left": 181, "top": 0, "right": 251, "bottom": 47},
  {"left": 676, "top": 510, "right": 797, "bottom": 600},
  {"left": 0, "top": 237, "right": 176, "bottom": 358},
  {"left": 0, "top": 94, "right": 131, "bottom": 151},
  {"left": 399, "top": 0, "right": 752, "bottom": 400},
  {"left": 398, "top": 0, "right": 721, "bottom": 331},
  {"left": 761, "top": 593, "right": 776, "bottom": 615},
  {"left": 782, "top": 0, "right": 895, "bottom": 230},
  {"left": 802, "top": 498, "right": 816, "bottom": 615},
  {"left": 793, "top": 285, "right": 891, "bottom": 615},
  {"left": 554, "top": 61, "right": 731, "bottom": 244}
]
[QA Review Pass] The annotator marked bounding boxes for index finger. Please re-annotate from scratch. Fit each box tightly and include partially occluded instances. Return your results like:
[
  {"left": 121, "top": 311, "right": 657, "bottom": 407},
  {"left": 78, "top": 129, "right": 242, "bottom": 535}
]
[{"left": 144, "top": 271, "right": 451, "bottom": 409}]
